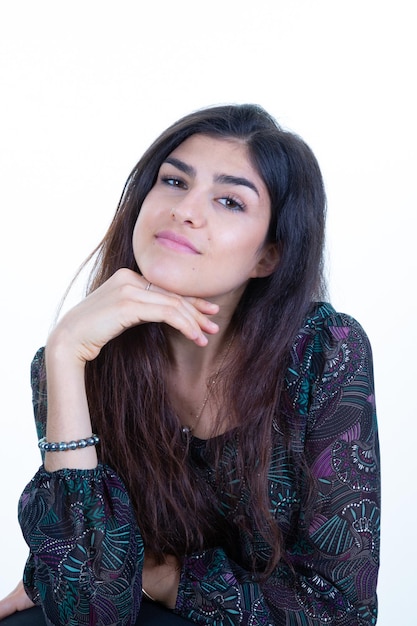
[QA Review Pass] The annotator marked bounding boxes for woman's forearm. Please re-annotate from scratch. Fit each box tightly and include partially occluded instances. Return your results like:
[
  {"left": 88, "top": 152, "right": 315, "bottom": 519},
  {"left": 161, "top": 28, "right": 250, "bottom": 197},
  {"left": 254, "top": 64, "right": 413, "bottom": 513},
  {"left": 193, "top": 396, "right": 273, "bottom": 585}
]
[{"left": 44, "top": 331, "right": 98, "bottom": 471}]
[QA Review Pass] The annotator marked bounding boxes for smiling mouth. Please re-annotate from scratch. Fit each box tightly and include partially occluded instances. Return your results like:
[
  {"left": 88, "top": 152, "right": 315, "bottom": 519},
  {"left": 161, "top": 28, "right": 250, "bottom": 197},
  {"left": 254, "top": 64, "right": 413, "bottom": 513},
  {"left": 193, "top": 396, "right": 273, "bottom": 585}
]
[{"left": 155, "top": 231, "right": 201, "bottom": 254}]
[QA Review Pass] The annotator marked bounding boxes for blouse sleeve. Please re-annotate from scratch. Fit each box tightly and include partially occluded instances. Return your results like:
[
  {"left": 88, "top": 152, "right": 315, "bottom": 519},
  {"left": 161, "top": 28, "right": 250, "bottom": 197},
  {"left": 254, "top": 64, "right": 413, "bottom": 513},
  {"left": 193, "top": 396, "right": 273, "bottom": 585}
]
[
  {"left": 174, "top": 307, "right": 380, "bottom": 625},
  {"left": 18, "top": 349, "right": 144, "bottom": 626}
]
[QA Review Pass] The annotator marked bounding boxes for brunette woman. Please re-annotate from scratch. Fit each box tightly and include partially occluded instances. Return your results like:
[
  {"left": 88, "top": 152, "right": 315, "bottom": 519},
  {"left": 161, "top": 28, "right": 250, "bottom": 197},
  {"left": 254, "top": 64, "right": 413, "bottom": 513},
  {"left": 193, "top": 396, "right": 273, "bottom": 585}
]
[{"left": 0, "top": 104, "right": 380, "bottom": 625}]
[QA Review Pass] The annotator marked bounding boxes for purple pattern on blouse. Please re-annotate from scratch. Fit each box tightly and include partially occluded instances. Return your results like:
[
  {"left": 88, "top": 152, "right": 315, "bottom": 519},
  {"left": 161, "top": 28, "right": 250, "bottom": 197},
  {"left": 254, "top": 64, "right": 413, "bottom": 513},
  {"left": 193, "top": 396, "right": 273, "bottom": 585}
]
[{"left": 19, "top": 303, "right": 380, "bottom": 625}]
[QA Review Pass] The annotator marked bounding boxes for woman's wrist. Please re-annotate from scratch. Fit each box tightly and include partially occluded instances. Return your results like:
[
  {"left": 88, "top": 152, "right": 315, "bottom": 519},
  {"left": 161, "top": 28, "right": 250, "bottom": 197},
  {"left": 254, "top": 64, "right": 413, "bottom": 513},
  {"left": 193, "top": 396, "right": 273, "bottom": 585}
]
[
  {"left": 46, "top": 324, "right": 89, "bottom": 371},
  {"left": 44, "top": 331, "right": 98, "bottom": 471}
]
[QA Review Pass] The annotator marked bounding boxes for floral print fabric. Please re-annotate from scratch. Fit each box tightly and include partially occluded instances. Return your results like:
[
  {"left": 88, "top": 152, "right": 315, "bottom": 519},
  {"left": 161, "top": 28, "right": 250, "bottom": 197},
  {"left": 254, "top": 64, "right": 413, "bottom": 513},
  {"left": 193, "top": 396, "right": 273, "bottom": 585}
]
[
  {"left": 20, "top": 467, "right": 143, "bottom": 625},
  {"left": 19, "top": 303, "right": 380, "bottom": 625}
]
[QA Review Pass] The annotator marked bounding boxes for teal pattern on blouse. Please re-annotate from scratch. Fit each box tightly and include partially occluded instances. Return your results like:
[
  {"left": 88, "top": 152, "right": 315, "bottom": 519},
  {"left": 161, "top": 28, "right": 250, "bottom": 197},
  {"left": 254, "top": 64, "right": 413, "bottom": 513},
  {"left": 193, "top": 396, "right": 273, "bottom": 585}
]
[{"left": 19, "top": 303, "right": 380, "bottom": 625}]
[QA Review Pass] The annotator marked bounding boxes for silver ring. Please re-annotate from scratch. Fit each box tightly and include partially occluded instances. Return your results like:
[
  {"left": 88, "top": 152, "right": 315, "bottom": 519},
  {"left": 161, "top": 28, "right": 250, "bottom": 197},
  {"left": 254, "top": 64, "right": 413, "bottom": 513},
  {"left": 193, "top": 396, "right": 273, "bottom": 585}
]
[{"left": 145, "top": 282, "right": 152, "bottom": 291}]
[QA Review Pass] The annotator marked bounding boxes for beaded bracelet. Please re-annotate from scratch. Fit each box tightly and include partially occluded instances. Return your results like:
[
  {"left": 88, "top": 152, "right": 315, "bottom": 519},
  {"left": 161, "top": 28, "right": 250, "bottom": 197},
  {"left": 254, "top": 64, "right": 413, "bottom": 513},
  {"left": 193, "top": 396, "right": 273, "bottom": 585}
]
[{"left": 38, "top": 434, "right": 100, "bottom": 452}]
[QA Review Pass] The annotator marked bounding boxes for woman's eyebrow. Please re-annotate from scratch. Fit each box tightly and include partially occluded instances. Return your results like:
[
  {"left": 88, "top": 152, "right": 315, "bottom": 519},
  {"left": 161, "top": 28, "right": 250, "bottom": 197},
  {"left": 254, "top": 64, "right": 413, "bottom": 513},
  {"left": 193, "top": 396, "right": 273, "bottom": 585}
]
[
  {"left": 163, "top": 157, "right": 196, "bottom": 178},
  {"left": 163, "top": 157, "right": 259, "bottom": 197},
  {"left": 215, "top": 174, "right": 259, "bottom": 197}
]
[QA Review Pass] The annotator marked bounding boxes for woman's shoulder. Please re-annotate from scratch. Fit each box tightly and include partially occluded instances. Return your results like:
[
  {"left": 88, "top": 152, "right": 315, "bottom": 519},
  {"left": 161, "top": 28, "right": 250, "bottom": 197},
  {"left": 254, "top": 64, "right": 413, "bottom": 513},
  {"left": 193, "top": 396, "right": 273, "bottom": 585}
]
[
  {"left": 295, "top": 301, "right": 372, "bottom": 355},
  {"left": 286, "top": 302, "right": 374, "bottom": 414},
  {"left": 299, "top": 301, "right": 370, "bottom": 336}
]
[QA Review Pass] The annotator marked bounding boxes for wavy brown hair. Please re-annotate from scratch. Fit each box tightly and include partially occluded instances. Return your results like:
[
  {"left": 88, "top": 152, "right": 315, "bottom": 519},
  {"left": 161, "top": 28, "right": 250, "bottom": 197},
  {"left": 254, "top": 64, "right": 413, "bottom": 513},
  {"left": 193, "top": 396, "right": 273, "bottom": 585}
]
[{"left": 84, "top": 104, "right": 326, "bottom": 576}]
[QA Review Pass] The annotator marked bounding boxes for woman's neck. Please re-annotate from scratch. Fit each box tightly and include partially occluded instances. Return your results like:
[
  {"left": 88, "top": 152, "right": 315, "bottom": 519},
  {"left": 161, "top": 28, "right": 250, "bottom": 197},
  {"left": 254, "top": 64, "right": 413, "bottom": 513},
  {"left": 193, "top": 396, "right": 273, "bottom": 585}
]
[
  {"left": 166, "top": 321, "right": 232, "bottom": 379},
  {"left": 165, "top": 320, "right": 236, "bottom": 440}
]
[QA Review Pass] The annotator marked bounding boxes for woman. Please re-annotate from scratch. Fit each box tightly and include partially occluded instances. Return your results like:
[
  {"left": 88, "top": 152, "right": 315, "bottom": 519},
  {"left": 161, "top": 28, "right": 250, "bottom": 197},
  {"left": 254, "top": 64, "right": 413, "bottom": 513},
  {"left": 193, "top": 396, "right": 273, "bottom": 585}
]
[{"left": 0, "top": 104, "right": 380, "bottom": 625}]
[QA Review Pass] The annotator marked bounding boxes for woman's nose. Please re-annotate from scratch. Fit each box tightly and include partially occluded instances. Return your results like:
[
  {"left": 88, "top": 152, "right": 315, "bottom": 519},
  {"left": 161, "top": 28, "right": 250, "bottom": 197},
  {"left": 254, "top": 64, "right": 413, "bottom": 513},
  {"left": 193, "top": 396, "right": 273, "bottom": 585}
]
[{"left": 170, "top": 191, "right": 208, "bottom": 227}]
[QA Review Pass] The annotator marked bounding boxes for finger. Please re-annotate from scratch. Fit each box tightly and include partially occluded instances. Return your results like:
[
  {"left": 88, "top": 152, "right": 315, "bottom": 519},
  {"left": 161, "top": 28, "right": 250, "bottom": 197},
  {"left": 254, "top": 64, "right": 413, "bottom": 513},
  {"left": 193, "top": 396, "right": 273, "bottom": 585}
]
[
  {"left": 141, "top": 280, "right": 220, "bottom": 317},
  {"left": 177, "top": 299, "right": 220, "bottom": 335},
  {"left": 138, "top": 299, "right": 215, "bottom": 346},
  {"left": 147, "top": 291, "right": 220, "bottom": 335},
  {"left": 126, "top": 282, "right": 220, "bottom": 341},
  {"left": 184, "top": 297, "right": 220, "bottom": 316},
  {"left": 138, "top": 274, "right": 219, "bottom": 314},
  {"left": 136, "top": 293, "right": 216, "bottom": 345}
]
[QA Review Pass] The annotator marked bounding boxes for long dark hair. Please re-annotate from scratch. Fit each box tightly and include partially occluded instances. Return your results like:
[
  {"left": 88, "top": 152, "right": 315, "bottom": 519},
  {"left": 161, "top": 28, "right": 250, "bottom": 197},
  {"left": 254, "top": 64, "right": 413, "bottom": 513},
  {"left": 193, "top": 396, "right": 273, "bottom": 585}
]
[{"left": 85, "top": 104, "right": 326, "bottom": 575}]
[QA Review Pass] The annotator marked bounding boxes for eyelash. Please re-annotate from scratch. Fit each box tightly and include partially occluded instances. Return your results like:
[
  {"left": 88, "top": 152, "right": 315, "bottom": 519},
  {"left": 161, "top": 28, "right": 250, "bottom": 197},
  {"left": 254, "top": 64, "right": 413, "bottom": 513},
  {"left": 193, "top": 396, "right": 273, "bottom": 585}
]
[
  {"left": 218, "top": 196, "right": 246, "bottom": 212},
  {"left": 160, "top": 175, "right": 246, "bottom": 212},
  {"left": 161, "top": 176, "right": 187, "bottom": 189}
]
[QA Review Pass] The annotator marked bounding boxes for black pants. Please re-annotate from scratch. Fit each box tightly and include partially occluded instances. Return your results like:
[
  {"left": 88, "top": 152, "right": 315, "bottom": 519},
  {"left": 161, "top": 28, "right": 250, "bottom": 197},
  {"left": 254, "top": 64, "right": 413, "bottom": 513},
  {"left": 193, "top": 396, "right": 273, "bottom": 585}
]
[{"left": 0, "top": 599, "right": 193, "bottom": 625}]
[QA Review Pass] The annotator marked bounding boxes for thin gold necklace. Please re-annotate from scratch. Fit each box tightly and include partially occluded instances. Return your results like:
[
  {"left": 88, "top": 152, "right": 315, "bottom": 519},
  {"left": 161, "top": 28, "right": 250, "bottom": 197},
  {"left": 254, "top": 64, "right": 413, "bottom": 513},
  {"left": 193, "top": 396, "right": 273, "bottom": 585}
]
[{"left": 181, "top": 332, "right": 235, "bottom": 438}]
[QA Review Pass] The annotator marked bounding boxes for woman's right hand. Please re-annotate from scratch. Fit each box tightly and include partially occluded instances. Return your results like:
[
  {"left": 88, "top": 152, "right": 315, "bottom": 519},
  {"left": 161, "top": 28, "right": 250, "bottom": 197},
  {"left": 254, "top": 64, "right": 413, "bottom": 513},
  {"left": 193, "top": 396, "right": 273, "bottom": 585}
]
[
  {"left": 49, "top": 268, "right": 220, "bottom": 365},
  {"left": 0, "top": 580, "right": 35, "bottom": 620},
  {"left": 44, "top": 268, "right": 220, "bottom": 471}
]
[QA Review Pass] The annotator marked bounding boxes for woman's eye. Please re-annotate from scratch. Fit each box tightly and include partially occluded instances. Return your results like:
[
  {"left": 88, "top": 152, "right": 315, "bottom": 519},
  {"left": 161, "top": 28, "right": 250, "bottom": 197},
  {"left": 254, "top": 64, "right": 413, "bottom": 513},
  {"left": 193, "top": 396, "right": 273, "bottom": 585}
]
[
  {"left": 161, "top": 176, "right": 187, "bottom": 189},
  {"left": 218, "top": 196, "right": 246, "bottom": 212}
]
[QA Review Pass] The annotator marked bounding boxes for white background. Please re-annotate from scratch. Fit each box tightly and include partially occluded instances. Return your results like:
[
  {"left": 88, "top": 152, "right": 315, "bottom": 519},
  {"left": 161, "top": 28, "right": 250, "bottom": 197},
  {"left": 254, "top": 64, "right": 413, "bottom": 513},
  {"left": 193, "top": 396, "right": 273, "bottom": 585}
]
[{"left": 0, "top": 1, "right": 415, "bottom": 624}]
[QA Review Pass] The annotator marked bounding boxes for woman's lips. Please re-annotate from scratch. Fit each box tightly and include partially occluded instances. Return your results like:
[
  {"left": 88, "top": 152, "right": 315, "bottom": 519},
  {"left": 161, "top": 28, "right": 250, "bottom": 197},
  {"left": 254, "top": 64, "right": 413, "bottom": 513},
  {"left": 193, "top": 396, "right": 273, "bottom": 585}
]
[{"left": 155, "top": 230, "right": 201, "bottom": 254}]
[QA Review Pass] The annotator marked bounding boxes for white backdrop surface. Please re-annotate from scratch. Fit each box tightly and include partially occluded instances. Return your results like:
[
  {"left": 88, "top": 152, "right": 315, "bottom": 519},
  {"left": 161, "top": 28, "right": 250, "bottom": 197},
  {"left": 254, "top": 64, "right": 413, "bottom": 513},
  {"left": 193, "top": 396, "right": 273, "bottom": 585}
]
[{"left": 0, "top": 2, "right": 415, "bottom": 624}]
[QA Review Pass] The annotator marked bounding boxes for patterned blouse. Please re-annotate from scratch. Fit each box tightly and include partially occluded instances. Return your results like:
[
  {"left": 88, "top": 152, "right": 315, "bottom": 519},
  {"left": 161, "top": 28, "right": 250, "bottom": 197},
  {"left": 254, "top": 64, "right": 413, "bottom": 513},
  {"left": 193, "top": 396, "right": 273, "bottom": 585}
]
[{"left": 18, "top": 303, "right": 380, "bottom": 625}]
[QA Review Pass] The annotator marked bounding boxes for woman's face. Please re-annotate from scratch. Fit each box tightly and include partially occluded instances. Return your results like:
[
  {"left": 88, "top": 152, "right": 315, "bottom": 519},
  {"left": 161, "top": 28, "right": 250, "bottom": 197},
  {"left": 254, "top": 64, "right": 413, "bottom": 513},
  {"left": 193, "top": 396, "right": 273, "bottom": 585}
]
[{"left": 132, "top": 134, "right": 278, "bottom": 304}]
